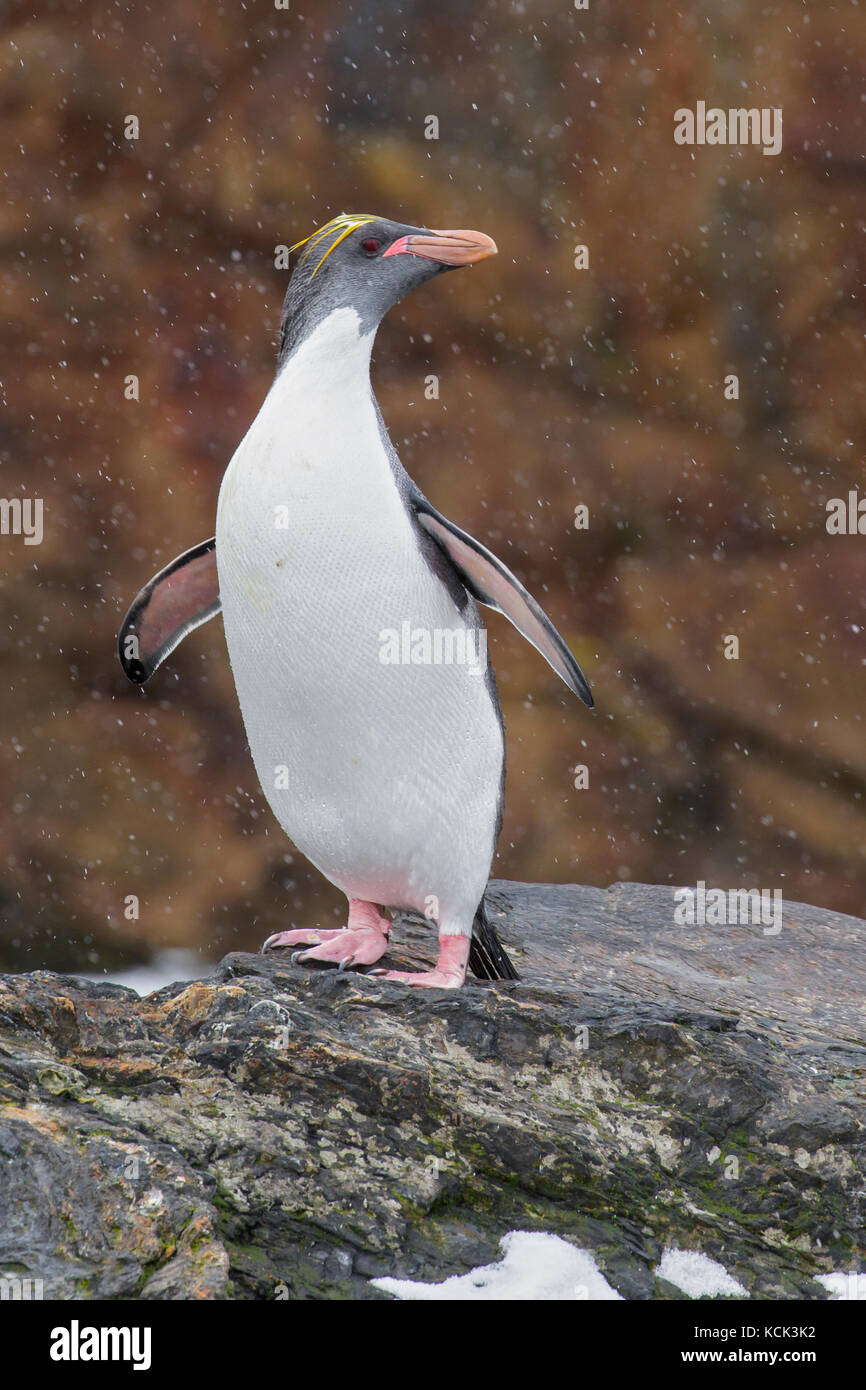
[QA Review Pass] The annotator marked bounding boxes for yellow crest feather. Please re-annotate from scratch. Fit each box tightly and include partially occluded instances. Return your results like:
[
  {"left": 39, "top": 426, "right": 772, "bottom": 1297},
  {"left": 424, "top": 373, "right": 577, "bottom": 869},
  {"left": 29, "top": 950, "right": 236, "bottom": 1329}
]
[{"left": 289, "top": 213, "right": 379, "bottom": 277}]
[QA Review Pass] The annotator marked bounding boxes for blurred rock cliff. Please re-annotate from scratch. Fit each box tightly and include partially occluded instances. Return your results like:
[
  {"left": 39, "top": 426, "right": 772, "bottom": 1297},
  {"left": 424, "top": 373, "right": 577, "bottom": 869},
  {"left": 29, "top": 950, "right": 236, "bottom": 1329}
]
[{"left": 1, "top": 0, "right": 864, "bottom": 970}]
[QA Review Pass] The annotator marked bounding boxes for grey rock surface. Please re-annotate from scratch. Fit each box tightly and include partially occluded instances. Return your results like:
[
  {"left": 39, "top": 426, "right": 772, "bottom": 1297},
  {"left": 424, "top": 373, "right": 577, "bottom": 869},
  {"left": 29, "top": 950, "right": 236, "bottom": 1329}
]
[{"left": 0, "top": 881, "right": 863, "bottom": 1299}]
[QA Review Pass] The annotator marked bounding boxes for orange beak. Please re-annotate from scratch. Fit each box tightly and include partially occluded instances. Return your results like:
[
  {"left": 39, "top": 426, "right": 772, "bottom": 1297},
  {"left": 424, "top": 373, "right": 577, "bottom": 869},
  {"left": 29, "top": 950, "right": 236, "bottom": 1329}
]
[{"left": 383, "top": 228, "right": 498, "bottom": 266}]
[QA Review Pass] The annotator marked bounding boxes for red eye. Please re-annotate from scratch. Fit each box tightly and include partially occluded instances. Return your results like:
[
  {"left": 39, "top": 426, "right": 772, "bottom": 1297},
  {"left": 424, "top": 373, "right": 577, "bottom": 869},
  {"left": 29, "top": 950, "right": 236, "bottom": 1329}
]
[{"left": 361, "top": 238, "right": 381, "bottom": 254}]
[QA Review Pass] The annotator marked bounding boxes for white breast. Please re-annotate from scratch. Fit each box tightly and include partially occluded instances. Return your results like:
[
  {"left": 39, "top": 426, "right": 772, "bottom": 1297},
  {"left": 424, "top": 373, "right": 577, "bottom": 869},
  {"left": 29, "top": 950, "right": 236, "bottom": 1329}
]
[{"left": 216, "top": 308, "right": 503, "bottom": 933}]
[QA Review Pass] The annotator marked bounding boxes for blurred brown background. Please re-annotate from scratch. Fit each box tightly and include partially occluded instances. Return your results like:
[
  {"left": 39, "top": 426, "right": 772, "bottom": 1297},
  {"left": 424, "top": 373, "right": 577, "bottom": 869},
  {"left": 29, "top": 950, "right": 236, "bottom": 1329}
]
[{"left": 1, "top": 0, "right": 865, "bottom": 974}]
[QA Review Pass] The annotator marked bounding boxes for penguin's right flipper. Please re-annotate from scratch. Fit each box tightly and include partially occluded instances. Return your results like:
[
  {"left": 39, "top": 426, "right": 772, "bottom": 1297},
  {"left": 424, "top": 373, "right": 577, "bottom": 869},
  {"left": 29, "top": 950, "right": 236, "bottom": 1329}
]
[
  {"left": 413, "top": 501, "right": 593, "bottom": 708},
  {"left": 118, "top": 537, "right": 220, "bottom": 685}
]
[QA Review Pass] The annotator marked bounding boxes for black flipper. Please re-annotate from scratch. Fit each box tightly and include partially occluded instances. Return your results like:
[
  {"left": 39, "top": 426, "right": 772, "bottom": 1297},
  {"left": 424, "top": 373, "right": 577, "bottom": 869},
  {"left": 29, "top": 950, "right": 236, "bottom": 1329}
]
[
  {"left": 468, "top": 897, "right": 519, "bottom": 981},
  {"left": 118, "top": 537, "right": 220, "bottom": 685},
  {"left": 413, "top": 500, "right": 593, "bottom": 707}
]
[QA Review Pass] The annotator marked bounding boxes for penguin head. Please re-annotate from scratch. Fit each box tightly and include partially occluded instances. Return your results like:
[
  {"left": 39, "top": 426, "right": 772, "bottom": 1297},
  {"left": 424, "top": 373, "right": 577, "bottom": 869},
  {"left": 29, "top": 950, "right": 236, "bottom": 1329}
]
[{"left": 279, "top": 214, "right": 497, "bottom": 360}]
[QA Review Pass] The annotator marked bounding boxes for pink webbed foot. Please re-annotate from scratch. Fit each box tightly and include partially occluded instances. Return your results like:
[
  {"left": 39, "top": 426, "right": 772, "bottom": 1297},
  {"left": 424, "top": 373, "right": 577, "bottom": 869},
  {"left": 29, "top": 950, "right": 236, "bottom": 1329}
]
[
  {"left": 261, "top": 900, "right": 390, "bottom": 973},
  {"left": 373, "top": 935, "right": 469, "bottom": 990}
]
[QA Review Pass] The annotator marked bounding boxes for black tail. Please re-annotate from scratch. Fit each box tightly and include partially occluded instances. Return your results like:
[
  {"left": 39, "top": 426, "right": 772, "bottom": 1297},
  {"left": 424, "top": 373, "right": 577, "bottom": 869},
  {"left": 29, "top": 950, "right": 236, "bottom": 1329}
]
[{"left": 468, "top": 898, "right": 519, "bottom": 981}]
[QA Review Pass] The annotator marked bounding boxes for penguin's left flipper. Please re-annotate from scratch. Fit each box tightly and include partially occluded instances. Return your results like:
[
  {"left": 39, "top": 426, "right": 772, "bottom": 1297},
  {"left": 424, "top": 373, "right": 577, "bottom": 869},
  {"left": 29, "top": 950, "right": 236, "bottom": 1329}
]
[
  {"left": 414, "top": 502, "right": 594, "bottom": 708},
  {"left": 118, "top": 537, "right": 220, "bottom": 685}
]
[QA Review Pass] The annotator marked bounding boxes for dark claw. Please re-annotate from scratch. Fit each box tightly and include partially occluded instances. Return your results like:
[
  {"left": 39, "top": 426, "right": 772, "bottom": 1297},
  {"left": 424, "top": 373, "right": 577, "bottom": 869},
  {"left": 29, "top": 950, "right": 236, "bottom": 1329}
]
[
  {"left": 337, "top": 955, "right": 355, "bottom": 973},
  {"left": 291, "top": 950, "right": 307, "bottom": 966}
]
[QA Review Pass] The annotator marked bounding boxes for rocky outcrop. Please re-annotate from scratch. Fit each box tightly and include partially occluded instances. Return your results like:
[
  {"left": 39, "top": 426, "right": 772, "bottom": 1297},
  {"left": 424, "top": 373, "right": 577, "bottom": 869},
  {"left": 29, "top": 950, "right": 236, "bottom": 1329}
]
[{"left": 1, "top": 881, "right": 864, "bottom": 1299}]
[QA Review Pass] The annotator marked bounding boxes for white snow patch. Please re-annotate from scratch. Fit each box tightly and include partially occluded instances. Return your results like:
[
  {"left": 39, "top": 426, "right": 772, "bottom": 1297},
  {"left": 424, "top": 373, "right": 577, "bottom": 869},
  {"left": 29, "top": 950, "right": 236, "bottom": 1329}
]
[
  {"left": 372, "top": 1230, "right": 624, "bottom": 1301},
  {"left": 656, "top": 1248, "right": 748, "bottom": 1299},
  {"left": 78, "top": 949, "right": 208, "bottom": 997},
  {"left": 816, "top": 1272, "right": 866, "bottom": 1301}
]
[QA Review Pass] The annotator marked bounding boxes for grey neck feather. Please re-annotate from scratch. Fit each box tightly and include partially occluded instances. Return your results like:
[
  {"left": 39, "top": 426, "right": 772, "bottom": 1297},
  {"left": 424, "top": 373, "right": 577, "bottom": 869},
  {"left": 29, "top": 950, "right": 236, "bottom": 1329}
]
[{"left": 277, "top": 266, "right": 387, "bottom": 372}]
